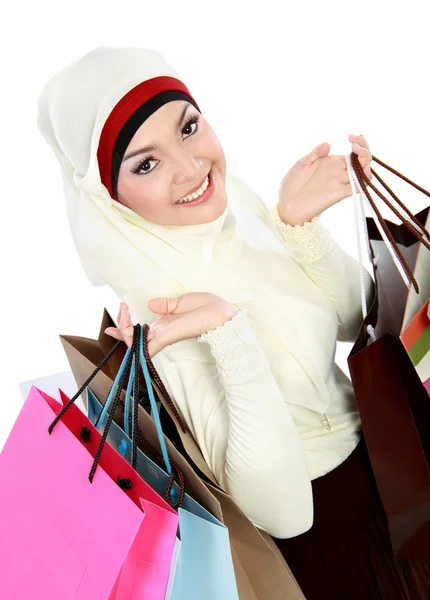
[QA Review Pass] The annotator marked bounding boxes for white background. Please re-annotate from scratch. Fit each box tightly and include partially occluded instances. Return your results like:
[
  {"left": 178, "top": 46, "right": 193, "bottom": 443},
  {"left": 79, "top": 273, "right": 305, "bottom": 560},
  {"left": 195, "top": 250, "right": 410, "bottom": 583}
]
[{"left": 1, "top": 0, "right": 429, "bottom": 449}]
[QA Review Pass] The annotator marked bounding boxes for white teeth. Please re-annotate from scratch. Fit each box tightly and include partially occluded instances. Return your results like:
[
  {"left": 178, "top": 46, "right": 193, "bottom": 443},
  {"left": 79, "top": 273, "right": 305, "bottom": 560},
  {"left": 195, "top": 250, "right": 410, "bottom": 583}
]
[{"left": 176, "top": 175, "right": 209, "bottom": 204}]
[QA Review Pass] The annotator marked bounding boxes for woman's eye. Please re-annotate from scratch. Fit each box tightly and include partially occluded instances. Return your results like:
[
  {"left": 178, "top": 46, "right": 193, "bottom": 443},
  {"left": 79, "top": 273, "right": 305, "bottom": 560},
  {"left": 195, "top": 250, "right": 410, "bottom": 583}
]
[
  {"left": 182, "top": 120, "right": 198, "bottom": 138},
  {"left": 134, "top": 157, "right": 158, "bottom": 175}
]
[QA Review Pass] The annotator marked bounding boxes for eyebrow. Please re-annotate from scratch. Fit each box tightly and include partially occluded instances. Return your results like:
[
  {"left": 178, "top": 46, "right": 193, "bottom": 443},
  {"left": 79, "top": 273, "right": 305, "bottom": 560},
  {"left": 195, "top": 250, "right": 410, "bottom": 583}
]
[{"left": 122, "top": 102, "right": 191, "bottom": 163}]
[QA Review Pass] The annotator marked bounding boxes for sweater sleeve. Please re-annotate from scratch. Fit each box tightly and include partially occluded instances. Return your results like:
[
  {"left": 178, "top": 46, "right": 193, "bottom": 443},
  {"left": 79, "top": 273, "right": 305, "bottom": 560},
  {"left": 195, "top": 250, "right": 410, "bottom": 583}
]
[
  {"left": 152, "top": 309, "right": 313, "bottom": 539},
  {"left": 269, "top": 204, "right": 374, "bottom": 342}
]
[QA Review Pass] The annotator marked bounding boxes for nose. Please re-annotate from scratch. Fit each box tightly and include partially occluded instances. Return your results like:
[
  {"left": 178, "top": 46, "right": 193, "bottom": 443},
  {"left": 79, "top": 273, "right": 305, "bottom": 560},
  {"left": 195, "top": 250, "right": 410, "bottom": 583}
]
[{"left": 172, "top": 151, "right": 203, "bottom": 186}]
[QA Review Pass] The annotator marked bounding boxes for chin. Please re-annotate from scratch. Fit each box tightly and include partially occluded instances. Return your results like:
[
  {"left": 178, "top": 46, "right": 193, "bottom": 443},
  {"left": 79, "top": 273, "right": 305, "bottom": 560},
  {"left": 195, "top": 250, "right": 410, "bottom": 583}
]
[{"left": 191, "top": 202, "right": 227, "bottom": 225}]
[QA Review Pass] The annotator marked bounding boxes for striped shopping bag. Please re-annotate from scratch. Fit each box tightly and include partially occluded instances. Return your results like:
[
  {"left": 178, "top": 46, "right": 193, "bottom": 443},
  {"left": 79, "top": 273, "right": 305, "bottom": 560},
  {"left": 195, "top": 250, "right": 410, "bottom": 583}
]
[{"left": 401, "top": 300, "right": 430, "bottom": 396}]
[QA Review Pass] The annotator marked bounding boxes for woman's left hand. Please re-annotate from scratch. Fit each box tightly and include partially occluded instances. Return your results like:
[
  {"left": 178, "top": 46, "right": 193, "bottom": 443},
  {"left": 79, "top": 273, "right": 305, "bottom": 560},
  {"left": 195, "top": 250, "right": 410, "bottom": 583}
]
[
  {"left": 104, "top": 293, "right": 238, "bottom": 358},
  {"left": 278, "top": 134, "right": 372, "bottom": 226}
]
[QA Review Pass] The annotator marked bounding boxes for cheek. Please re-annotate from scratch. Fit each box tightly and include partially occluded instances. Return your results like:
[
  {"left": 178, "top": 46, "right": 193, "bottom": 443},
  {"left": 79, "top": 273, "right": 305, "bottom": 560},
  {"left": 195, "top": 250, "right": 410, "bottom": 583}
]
[
  {"left": 206, "top": 131, "right": 226, "bottom": 172},
  {"left": 117, "top": 173, "right": 169, "bottom": 215}
]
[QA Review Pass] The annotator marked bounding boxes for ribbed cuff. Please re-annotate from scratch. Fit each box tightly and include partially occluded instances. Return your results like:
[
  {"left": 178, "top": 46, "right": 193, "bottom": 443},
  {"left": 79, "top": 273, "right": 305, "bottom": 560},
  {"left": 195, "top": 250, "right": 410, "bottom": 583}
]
[
  {"left": 270, "top": 204, "right": 334, "bottom": 263},
  {"left": 197, "top": 310, "right": 270, "bottom": 385}
]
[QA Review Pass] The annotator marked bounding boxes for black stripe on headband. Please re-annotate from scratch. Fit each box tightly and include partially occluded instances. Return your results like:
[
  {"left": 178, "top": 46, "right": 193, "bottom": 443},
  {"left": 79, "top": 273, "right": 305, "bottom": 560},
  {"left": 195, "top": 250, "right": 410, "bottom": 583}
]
[{"left": 111, "top": 90, "right": 200, "bottom": 198}]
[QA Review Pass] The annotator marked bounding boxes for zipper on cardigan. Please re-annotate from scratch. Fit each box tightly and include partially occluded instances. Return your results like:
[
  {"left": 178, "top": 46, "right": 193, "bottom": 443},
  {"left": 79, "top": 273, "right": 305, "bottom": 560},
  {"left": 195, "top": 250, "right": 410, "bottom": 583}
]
[{"left": 322, "top": 413, "right": 332, "bottom": 431}]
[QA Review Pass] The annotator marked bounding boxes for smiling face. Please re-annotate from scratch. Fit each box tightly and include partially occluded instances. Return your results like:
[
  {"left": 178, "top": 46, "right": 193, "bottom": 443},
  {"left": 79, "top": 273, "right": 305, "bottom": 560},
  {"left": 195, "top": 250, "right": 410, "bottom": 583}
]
[{"left": 116, "top": 100, "right": 228, "bottom": 226}]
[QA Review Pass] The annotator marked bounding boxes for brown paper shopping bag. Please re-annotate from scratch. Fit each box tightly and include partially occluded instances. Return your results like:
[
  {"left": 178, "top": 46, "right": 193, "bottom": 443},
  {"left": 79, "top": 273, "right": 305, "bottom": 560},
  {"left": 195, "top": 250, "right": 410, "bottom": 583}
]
[{"left": 347, "top": 153, "right": 430, "bottom": 559}]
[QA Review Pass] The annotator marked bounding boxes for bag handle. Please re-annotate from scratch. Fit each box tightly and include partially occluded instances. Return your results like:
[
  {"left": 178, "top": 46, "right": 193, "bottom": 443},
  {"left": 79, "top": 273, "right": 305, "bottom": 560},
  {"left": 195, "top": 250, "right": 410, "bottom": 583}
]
[
  {"left": 49, "top": 333, "right": 136, "bottom": 484},
  {"left": 347, "top": 153, "right": 412, "bottom": 302},
  {"left": 351, "top": 154, "right": 420, "bottom": 293},
  {"left": 346, "top": 153, "right": 373, "bottom": 320},
  {"left": 141, "top": 323, "right": 220, "bottom": 487},
  {"left": 89, "top": 324, "right": 186, "bottom": 507},
  {"left": 119, "top": 396, "right": 186, "bottom": 508},
  {"left": 49, "top": 325, "right": 186, "bottom": 507},
  {"left": 371, "top": 155, "right": 430, "bottom": 231},
  {"left": 123, "top": 353, "right": 135, "bottom": 439},
  {"left": 365, "top": 156, "right": 430, "bottom": 243},
  {"left": 349, "top": 152, "right": 430, "bottom": 293}
]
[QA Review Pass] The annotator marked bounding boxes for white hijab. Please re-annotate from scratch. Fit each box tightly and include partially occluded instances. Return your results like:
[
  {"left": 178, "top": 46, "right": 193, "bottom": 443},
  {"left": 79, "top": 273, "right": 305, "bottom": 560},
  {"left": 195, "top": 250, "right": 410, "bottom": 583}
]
[
  {"left": 37, "top": 47, "right": 276, "bottom": 321},
  {"left": 37, "top": 46, "right": 334, "bottom": 412}
]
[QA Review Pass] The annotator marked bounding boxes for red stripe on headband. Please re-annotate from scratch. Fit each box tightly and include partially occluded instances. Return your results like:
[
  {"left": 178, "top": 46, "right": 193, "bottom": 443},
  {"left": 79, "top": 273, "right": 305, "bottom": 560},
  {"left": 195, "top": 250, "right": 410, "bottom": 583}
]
[{"left": 97, "top": 76, "right": 196, "bottom": 197}]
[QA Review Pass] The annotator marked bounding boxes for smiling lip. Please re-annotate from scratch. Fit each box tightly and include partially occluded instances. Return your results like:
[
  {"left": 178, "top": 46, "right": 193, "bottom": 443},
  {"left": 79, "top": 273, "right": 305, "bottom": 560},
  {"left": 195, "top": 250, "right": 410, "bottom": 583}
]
[
  {"left": 176, "top": 170, "right": 215, "bottom": 207},
  {"left": 182, "top": 173, "right": 209, "bottom": 198}
]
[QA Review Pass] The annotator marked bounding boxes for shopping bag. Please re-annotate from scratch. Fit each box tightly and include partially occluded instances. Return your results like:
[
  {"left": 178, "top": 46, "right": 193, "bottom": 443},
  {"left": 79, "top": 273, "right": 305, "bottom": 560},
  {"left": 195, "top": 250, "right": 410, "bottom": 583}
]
[
  {"left": 346, "top": 152, "right": 430, "bottom": 559},
  {"left": 0, "top": 382, "right": 178, "bottom": 599},
  {"left": 88, "top": 386, "right": 239, "bottom": 599},
  {"left": 92, "top": 322, "right": 238, "bottom": 599},
  {"left": 164, "top": 538, "right": 182, "bottom": 600},
  {"left": 364, "top": 205, "right": 430, "bottom": 338},
  {"left": 400, "top": 299, "right": 430, "bottom": 396},
  {"left": 61, "top": 313, "right": 306, "bottom": 600}
]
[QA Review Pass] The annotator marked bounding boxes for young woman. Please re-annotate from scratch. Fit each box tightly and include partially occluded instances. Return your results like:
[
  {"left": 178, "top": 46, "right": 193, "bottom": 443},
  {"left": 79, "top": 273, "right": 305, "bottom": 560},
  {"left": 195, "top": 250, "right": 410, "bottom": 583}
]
[{"left": 38, "top": 46, "right": 429, "bottom": 599}]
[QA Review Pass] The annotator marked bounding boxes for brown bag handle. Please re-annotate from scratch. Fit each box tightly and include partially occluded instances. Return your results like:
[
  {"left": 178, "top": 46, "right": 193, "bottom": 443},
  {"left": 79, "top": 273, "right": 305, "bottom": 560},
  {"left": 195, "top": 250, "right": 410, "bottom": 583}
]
[{"left": 350, "top": 152, "right": 430, "bottom": 293}]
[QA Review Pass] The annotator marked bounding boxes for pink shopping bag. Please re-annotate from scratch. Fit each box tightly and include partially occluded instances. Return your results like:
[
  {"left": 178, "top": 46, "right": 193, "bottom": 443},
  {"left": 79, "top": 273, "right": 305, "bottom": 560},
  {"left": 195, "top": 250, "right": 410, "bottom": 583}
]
[{"left": 0, "top": 385, "right": 178, "bottom": 600}]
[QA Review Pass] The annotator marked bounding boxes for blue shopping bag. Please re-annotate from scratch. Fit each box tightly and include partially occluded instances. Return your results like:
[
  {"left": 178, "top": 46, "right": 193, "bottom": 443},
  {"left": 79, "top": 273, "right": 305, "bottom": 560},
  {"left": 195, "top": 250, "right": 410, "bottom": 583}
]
[{"left": 87, "top": 385, "right": 239, "bottom": 600}]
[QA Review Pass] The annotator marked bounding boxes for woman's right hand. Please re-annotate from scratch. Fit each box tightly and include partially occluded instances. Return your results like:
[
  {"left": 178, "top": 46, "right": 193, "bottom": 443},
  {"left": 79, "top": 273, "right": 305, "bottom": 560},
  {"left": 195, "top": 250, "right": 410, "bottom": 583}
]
[
  {"left": 105, "top": 293, "right": 238, "bottom": 358},
  {"left": 278, "top": 134, "right": 372, "bottom": 226}
]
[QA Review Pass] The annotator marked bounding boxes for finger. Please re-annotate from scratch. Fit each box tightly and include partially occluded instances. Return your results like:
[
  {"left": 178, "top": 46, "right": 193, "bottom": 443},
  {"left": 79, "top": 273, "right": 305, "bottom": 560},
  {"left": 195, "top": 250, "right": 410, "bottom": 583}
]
[
  {"left": 105, "top": 327, "right": 124, "bottom": 340},
  {"left": 349, "top": 133, "right": 372, "bottom": 158},
  {"left": 297, "top": 142, "right": 331, "bottom": 167},
  {"left": 110, "top": 326, "right": 133, "bottom": 349},
  {"left": 148, "top": 292, "right": 219, "bottom": 315},
  {"left": 117, "top": 301, "right": 129, "bottom": 324},
  {"left": 146, "top": 304, "right": 224, "bottom": 357},
  {"left": 351, "top": 142, "right": 371, "bottom": 160},
  {"left": 104, "top": 326, "right": 129, "bottom": 346},
  {"left": 119, "top": 303, "right": 132, "bottom": 327},
  {"left": 351, "top": 143, "right": 373, "bottom": 181},
  {"left": 118, "top": 304, "right": 134, "bottom": 346},
  {"left": 348, "top": 132, "right": 369, "bottom": 145},
  {"left": 148, "top": 296, "right": 180, "bottom": 315},
  {"left": 352, "top": 142, "right": 372, "bottom": 169}
]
